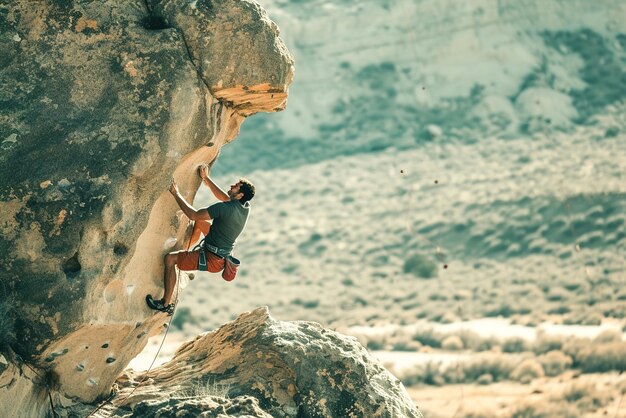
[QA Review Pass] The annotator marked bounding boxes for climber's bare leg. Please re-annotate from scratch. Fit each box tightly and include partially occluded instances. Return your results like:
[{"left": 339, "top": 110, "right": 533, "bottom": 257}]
[
  {"left": 162, "top": 252, "right": 178, "bottom": 305},
  {"left": 189, "top": 220, "right": 211, "bottom": 247}
]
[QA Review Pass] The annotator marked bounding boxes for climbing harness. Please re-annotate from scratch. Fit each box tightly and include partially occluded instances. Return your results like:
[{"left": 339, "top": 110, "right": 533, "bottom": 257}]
[{"left": 193, "top": 235, "right": 241, "bottom": 282}]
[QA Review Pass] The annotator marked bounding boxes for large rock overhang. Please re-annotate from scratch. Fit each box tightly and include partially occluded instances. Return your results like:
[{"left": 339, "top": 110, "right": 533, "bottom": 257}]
[{"left": 0, "top": 0, "right": 293, "bottom": 403}]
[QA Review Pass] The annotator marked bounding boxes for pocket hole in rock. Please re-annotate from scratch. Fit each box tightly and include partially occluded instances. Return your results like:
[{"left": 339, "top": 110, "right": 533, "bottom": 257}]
[
  {"left": 141, "top": 15, "right": 170, "bottom": 30},
  {"left": 62, "top": 252, "right": 81, "bottom": 276},
  {"left": 113, "top": 242, "right": 128, "bottom": 255}
]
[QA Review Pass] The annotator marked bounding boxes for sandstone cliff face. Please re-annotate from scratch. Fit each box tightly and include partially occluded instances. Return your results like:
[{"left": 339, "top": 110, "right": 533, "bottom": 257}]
[
  {"left": 0, "top": 0, "right": 292, "bottom": 408},
  {"left": 75, "top": 308, "right": 423, "bottom": 418}
]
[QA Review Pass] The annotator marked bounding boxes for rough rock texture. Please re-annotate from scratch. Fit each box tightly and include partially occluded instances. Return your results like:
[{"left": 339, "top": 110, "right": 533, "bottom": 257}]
[
  {"left": 148, "top": 0, "right": 294, "bottom": 115},
  {"left": 0, "top": 0, "right": 293, "bottom": 410},
  {"left": 79, "top": 307, "right": 423, "bottom": 418}
]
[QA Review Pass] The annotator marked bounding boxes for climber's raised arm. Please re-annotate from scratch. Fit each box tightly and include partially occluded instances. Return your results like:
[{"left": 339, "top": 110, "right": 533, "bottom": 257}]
[
  {"left": 198, "top": 164, "right": 229, "bottom": 202},
  {"left": 169, "top": 178, "right": 211, "bottom": 221}
]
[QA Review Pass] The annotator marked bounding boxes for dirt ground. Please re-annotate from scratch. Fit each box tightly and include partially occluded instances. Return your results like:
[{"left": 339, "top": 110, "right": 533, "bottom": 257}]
[{"left": 408, "top": 372, "right": 626, "bottom": 418}]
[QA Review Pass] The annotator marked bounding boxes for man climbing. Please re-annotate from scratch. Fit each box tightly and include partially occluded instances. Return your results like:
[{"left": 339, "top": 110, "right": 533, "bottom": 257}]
[{"left": 146, "top": 163, "right": 255, "bottom": 315}]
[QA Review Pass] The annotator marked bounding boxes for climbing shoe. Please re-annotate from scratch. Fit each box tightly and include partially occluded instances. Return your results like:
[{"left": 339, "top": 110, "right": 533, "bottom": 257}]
[{"left": 146, "top": 294, "right": 175, "bottom": 316}]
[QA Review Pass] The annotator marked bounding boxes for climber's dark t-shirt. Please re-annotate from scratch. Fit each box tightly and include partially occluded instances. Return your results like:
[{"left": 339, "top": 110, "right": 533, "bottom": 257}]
[{"left": 204, "top": 200, "right": 250, "bottom": 256}]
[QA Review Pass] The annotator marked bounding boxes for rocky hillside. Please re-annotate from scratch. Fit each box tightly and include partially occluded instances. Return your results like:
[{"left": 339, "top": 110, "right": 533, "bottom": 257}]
[{"left": 217, "top": 0, "right": 626, "bottom": 172}]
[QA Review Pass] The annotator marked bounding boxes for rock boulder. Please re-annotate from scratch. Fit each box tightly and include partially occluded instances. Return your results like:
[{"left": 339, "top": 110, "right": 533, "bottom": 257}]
[
  {"left": 0, "top": 0, "right": 293, "bottom": 408},
  {"left": 77, "top": 307, "right": 423, "bottom": 418}
]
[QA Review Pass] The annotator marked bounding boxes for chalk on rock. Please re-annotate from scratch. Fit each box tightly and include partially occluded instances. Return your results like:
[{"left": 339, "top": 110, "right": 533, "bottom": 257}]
[{"left": 164, "top": 237, "right": 178, "bottom": 250}]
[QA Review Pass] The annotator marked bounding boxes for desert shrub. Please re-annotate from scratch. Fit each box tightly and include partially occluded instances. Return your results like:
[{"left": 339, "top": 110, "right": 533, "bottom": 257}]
[
  {"left": 576, "top": 341, "right": 626, "bottom": 373},
  {"left": 442, "top": 364, "right": 464, "bottom": 384},
  {"left": 546, "top": 288, "right": 569, "bottom": 302},
  {"left": 547, "top": 305, "right": 570, "bottom": 314},
  {"left": 291, "top": 298, "right": 320, "bottom": 309},
  {"left": 510, "top": 401, "right": 578, "bottom": 418},
  {"left": 484, "top": 303, "right": 528, "bottom": 318},
  {"left": 365, "top": 334, "right": 387, "bottom": 351},
  {"left": 403, "top": 253, "right": 438, "bottom": 279},
  {"left": 441, "top": 335, "right": 464, "bottom": 351},
  {"left": 563, "top": 312, "right": 602, "bottom": 326},
  {"left": 502, "top": 337, "right": 529, "bottom": 353},
  {"left": 451, "top": 329, "right": 483, "bottom": 350},
  {"left": 432, "top": 311, "right": 459, "bottom": 324},
  {"left": 459, "top": 410, "right": 492, "bottom": 418},
  {"left": 391, "top": 341, "right": 418, "bottom": 351},
  {"left": 180, "top": 378, "right": 231, "bottom": 399},
  {"left": 460, "top": 355, "right": 515, "bottom": 383},
  {"left": 172, "top": 307, "right": 198, "bottom": 330},
  {"left": 538, "top": 350, "right": 573, "bottom": 377},
  {"left": 476, "top": 373, "right": 493, "bottom": 385},
  {"left": 533, "top": 333, "right": 566, "bottom": 355},
  {"left": 561, "top": 337, "right": 589, "bottom": 361},
  {"left": 562, "top": 282, "right": 581, "bottom": 292},
  {"left": 411, "top": 328, "right": 443, "bottom": 348},
  {"left": 402, "top": 362, "right": 444, "bottom": 386},
  {"left": 592, "top": 329, "right": 622, "bottom": 343},
  {"left": 563, "top": 383, "right": 612, "bottom": 412},
  {"left": 511, "top": 358, "right": 544, "bottom": 384},
  {"left": 475, "top": 337, "right": 498, "bottom": 352}
]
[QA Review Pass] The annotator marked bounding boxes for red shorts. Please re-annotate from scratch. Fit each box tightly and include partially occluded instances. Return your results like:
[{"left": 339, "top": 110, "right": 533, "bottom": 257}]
[{"left": 176, "top": 250, "right": 225, "bottom": 273}]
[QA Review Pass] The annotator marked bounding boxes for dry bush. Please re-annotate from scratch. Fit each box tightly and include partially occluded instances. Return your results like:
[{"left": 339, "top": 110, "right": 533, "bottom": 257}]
[
  {"left": 510, "top": 401, "right": 578, "bottom": 418},
  {"left": 179, "top": 379, "right": 231, "bottom": 399},
  {"left": 546, "top": 287, "right": 569, "bottom": 302},
  {"left": 172, "top": 307, "right": 198, "bottom": 330},
  {"left": 401, "top": 362, "right": 445, "bottom": 386},
  {"left": 576, "top": 341, "right": 626, "bottom": 373},
  {"left": 403, "top": 253, "right": 438, "bottom": 279},
  {"left": 389, "top": 328, "right": 422, "bottom": 351},
  {"left": 511, "top": 358, "right": 544, "bottom": 384},
  {"left": 502, "top": 337, "right": 529, "bottom": 353},
  {"left": 391, "top": 340, "right": 422, "bottom": 352},
  {"left": 537, "top": 350, "right": 572, "bottom": 377},
  {"left": 459, "top": 354, "right": 515, "bottom": 383},
  {"left": 365, "top": 334, "right": 387, "bottom": 351},
  {"left": 564, "top": 312, "right": 602, "bottom": 326},
  {"left": 474, "top": 336, "right": 499, "bottom": 352},
  {"left": 476, "top": 373, "right": 493, "bottom": 385},
  {"left": 562, "top": 383, "right": 612, "bottom": 412},
  {"left": 592, "top": 328, "right": 622, "bottom": 343},
  {"left": 442, "top": 364, "right": 465, "bottom": 384},
  {"left": 451, "top": 329, "right": 483, "bottom": 350},
  {"left": 459, "top": 409, "right": 493, "bottom": 418},
  {"left": 411, "top": 328, "right": 444, "bottom": 348},
  {"left": 441, "top": 335, "right": 464, "bottom": 351},
  {"left": 533, "top": 332, "right": 566, "bottom": 355},
  {"left": 561, "top": 337, "right": 589, "bottom": 361},
  {"left": 433, "top": 311, "right": 459, "bottom": 324}
]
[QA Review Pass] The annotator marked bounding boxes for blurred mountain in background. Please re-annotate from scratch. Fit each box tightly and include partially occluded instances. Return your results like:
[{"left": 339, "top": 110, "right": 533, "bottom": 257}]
[{"left": 215, "top": 0, "right": 625, "bottom": 173}]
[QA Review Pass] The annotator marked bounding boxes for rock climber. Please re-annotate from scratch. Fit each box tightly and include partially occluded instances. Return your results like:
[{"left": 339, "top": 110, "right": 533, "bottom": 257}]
[{"left": 146, "top": 163, "right": 255, "bottom": 315}]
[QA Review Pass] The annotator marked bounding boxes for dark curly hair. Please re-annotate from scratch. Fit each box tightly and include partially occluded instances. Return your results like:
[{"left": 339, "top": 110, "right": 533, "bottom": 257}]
[{"left": 238, "top": 178, "right": 255, "bottom": 204}]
